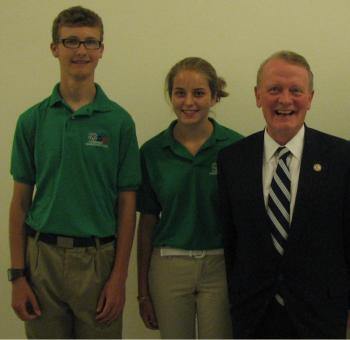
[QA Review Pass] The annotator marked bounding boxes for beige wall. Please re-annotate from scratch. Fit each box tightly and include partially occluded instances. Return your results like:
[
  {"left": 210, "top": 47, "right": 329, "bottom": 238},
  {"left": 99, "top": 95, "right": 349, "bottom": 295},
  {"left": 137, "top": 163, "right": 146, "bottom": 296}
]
[{"left": 1, "top": 0, "right": 349, "bottom": 338}]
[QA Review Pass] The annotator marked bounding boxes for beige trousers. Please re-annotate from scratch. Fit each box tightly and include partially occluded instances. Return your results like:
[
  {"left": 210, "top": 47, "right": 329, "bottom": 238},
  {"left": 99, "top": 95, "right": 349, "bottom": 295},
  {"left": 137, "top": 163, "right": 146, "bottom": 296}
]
[
  {"left": 149, "top": 249, "right": 232, "bottom": 339},
  {"left": 25, "top": 236, "right": 122, "bottom": 339}
]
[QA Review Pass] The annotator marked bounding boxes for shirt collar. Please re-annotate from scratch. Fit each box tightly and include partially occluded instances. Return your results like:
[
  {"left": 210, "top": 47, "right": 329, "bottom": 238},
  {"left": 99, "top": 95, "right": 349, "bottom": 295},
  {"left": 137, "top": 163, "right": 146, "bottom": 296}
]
[
  {"left": 161, "top": 118, "right": 230, "bottom": 148},
  {"left": 48, "top": 83, "right": 112, "bottom": 115},
  {"left": 48, "top": 83, "right": 63, "bottom": 107},
  {"left": 264, "top": 125, "right": 305, "bottom": 161}
]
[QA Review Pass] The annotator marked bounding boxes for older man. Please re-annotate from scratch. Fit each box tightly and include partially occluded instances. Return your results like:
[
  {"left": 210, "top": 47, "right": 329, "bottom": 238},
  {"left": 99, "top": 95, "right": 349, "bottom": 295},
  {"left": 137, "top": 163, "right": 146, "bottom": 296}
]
[{"left": 218, "top": 50, "right": 350, "bottom": 338}]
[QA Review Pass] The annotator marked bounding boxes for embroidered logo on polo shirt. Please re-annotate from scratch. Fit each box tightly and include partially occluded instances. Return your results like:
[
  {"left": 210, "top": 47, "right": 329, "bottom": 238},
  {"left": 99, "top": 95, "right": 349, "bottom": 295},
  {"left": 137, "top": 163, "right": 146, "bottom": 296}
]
[
  {"left": 209, "top": 162, "right": 217, "bottom": 175},
  {"left": 85, "top": 132, "right": 109, "bottom": 148}
]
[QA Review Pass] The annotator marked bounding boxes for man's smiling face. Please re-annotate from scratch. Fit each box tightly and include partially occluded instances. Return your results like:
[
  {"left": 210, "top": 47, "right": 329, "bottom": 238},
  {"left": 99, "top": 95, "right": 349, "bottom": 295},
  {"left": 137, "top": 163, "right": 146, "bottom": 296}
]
[{"left": 255, "top": 58, "right": 314, "bottom": 145}]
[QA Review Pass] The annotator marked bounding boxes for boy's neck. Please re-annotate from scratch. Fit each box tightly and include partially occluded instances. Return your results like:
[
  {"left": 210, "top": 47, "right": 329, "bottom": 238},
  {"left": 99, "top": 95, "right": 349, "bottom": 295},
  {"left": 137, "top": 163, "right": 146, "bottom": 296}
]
[{"left": 59, "top": 77, "right": 96, "bottom": 112}]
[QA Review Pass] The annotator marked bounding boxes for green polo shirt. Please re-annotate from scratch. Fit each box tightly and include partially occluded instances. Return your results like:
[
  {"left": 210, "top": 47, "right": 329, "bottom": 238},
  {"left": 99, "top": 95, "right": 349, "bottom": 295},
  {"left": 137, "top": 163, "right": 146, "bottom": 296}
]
[
  {"left": 138, "top": 119, "right": 243, "bottom": 250},
  {"left": 11, "top": 83, "right": 140, "bottom": 237}
]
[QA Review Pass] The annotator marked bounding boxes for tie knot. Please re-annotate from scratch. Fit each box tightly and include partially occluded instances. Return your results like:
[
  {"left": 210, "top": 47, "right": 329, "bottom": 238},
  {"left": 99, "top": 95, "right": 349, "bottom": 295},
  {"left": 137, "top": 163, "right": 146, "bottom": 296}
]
[{"left": 276, "top": 147, "right": 290, "bottom": 161}]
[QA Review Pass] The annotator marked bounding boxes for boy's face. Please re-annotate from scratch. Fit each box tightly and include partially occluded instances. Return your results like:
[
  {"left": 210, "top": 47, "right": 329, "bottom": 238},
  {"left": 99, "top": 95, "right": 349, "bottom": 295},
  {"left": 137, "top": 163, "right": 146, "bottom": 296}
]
[{"left": 51, "top": 26, "right": 104, "bottom": 82}]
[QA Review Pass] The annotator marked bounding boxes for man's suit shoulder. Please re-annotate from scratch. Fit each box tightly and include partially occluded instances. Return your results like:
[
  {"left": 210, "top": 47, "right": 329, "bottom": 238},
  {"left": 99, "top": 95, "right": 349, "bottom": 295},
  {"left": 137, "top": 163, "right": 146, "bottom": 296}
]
[
  {"left": 306, "top": 127, "right": 346, "bottom": 143},
  {"left": 219, "top": 127, "right": 350, "bottom": 155},
  {"left": 219, "top": 130, "right": 263, "bottom": 159},
  {"left": 306, "top": 127, "right": 350, "bottom": 159},
  {"left": 218, "top": 127, "right": 350, "bottom": 167}
]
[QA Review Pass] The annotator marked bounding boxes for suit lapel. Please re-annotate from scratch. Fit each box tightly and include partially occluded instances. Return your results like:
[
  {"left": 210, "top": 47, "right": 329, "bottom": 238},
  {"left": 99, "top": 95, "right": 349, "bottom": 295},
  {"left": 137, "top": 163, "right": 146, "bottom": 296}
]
[
  {"left": 240, "top": 129, "right": 329, "bottom": 254},
  {"left": 248, "top": 132, "right": 273, "bottom": 233},
  {"left": 285, "top": 127, "right": 329, "bottom": 252}
]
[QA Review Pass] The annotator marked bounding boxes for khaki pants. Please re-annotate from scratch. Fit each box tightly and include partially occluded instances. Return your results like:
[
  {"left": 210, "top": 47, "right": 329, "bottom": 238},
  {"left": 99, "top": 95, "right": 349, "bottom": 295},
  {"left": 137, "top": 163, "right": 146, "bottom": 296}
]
[
  {"left": 25, "top": 236, "right": 122, "bottom": 339},
  {"left": 149, "top": 249, "right": 232, "bottom": 339}
]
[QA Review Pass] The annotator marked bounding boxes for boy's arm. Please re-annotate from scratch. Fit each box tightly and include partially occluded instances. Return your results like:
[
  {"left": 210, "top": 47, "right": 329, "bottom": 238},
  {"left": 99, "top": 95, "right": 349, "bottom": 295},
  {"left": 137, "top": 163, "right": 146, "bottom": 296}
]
[
  {"left": 9, "top": 181, "right": 41, "bottom": 320},
  {"left": 96, "top": 190, "right": 136, "bottom": 323}
]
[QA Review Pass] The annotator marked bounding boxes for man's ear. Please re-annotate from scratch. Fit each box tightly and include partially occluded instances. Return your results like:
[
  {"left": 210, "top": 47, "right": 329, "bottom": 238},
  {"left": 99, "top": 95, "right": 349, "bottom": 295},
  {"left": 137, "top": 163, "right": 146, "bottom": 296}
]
[
  {"left": 306, "top": 90, "right": 314, "bottom": 110},
  {"left": 254, "top": 86, "right": 261, "bottom": 108}
]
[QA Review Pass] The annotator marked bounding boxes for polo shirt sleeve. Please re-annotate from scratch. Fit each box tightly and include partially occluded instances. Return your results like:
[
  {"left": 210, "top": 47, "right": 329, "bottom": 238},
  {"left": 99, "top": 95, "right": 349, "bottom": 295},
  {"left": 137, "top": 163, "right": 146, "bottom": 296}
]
[
  {"left": 137, "top": 150, "right": 161, "bottom": 216},
  {"left": 117, "top": 116, "right": 141, "bottom": 191},
  {"left": 10, "top": 112, "right": 36, "bottom": 185}
]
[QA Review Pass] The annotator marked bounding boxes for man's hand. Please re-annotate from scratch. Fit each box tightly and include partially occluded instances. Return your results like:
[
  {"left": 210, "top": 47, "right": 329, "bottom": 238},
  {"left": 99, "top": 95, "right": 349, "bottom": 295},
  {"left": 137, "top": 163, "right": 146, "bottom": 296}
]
[
  {"left": 96, "top": 276, "right": 125, "bottom": 323},
  {"left": 139, "top": 297, "right": 158, "bottom": 330},
  {"left": 12, "top": 277, "right": 41, "bottom": 321}
]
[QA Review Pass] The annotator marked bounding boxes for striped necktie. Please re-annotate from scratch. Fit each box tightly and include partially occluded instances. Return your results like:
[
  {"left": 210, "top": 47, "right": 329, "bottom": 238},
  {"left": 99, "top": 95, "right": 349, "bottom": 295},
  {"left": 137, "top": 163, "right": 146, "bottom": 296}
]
[{"left": 267, "top": 147, "right": 291, "bottom": 256}]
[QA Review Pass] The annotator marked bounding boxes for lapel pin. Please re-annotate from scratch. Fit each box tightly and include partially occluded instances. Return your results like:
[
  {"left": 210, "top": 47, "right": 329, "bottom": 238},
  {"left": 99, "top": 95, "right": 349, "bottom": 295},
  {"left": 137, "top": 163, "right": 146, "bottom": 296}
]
[{"left": 313, "top": 163, "right": 322, "bottom": 172}]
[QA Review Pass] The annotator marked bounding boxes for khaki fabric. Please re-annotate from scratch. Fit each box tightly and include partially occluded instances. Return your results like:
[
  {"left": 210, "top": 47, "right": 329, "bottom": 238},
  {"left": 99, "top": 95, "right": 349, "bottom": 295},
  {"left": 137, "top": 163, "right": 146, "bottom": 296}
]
[
  {"left": 149, "top": 249, "right": 232, "bottom": 339},
  {"left": 25, "top": 237, "right": 122, "bottom": 339}
]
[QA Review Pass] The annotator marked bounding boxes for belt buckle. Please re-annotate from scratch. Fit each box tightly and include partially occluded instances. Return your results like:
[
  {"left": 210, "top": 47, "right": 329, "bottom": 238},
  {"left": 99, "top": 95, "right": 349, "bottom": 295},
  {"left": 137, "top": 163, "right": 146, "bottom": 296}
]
[{"left": 57, "top": 236, "right": 74, "bottom": 248}]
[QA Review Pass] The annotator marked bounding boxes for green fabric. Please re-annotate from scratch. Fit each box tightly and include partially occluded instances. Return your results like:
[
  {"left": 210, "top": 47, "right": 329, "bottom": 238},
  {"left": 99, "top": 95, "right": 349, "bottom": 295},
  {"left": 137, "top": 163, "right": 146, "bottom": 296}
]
[
  {"left": 11, "top": 83, "right": 140, "bottom": 237},
  {"left": 138, "top": 119, "right": 243, "bottom": 249}
]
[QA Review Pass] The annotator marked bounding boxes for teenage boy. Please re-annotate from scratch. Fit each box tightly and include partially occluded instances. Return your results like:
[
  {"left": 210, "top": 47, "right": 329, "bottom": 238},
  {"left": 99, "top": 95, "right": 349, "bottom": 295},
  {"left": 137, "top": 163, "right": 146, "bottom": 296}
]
[{"left": 8, "top": 6, "right": 140, "bottom": 338}]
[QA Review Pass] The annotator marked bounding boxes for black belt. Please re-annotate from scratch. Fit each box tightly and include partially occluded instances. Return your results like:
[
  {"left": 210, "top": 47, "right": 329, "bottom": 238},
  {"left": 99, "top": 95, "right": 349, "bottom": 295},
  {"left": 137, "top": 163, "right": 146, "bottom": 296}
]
[{"left": 26, "top": 224, "right": 115, "bottom": 248}]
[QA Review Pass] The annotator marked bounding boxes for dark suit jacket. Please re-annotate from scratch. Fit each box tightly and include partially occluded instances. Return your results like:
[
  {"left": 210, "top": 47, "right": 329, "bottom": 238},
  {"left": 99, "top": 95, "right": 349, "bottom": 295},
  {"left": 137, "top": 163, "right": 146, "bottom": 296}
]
[{"left": 217, "top": 126, "right": 350, "bottom": 338}]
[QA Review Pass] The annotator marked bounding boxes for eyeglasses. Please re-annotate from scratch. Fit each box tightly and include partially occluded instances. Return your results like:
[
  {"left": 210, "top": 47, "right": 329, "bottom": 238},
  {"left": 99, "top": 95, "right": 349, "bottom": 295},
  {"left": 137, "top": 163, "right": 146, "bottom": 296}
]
[{"left": 60, "top": 38, "right": 102, "bottom": 50}]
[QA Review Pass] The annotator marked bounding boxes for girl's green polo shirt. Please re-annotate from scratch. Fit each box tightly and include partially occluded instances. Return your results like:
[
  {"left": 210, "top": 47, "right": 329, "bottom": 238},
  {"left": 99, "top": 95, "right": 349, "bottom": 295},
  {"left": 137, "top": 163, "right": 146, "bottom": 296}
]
[
  {"left": 11, "top": 83, "right": 140, "bottom": 237},
  {"left": 138, "top": 119, "right": 243, "bottom": 250}
]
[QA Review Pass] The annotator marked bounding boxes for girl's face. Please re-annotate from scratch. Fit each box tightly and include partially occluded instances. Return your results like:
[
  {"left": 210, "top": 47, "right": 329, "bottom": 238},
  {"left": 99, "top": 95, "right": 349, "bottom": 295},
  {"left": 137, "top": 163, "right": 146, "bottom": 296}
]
[{"left": 171, "top": 70, "right": 216, "bottom": 127}]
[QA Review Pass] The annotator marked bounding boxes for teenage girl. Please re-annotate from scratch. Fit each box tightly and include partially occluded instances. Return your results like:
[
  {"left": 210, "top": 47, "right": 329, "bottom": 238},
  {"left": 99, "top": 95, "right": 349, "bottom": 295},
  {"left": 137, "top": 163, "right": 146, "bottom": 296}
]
[{"left": 137, "top": 57, "right": 242, "bottom": 339}]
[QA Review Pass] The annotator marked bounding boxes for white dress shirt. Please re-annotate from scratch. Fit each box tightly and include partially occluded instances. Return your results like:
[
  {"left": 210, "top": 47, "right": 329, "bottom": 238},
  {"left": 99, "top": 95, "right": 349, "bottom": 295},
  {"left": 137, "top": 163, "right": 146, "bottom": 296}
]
[{"left": 262, "top": 125, "right": 305, "bottom": 222}]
